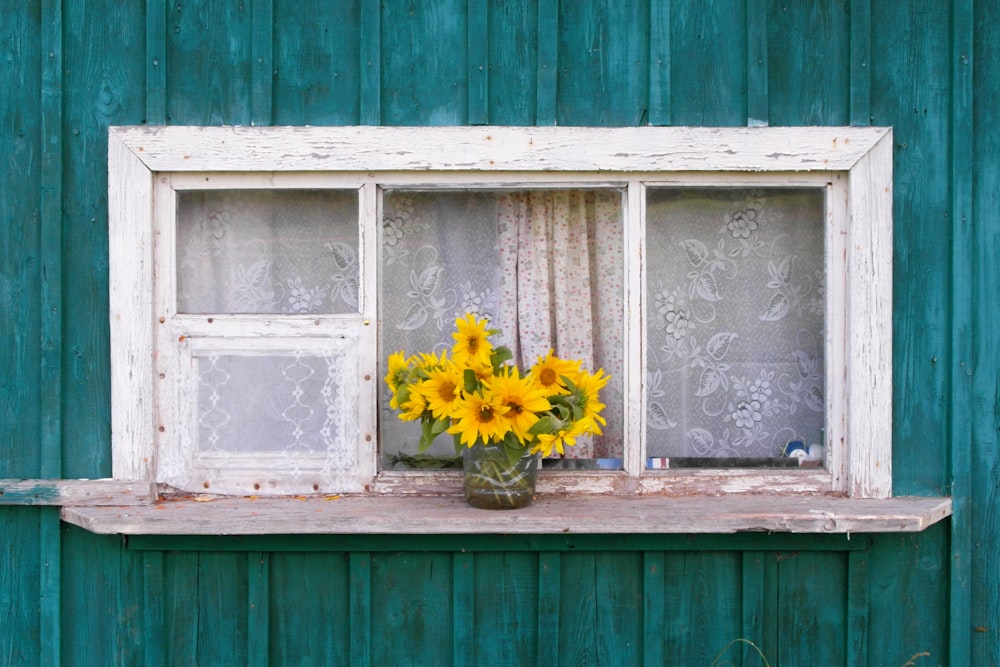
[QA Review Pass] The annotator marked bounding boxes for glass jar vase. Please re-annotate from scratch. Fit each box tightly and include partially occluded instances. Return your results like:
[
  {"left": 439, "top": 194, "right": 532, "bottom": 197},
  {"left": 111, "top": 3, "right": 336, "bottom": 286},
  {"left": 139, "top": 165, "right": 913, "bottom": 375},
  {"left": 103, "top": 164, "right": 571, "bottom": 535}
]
[{"left": 462, "top": 442, "right": 539, "bottom": 509}]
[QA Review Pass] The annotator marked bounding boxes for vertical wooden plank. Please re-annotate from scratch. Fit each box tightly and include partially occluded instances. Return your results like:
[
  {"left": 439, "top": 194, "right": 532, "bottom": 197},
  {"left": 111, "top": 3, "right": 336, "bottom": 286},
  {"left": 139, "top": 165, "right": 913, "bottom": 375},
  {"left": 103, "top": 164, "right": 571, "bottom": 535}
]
[
  {"left": 63, "top": 0, "right": 144, "bottom": 479},
  {"left": 486, "top": 0, "right": 537, "bottom": 125},
  {"left": 268, "top": 553, "right": 350, "bottom": 665},
  {"left": 741, "top": 552, "right": 765, "bottom": 664},
  {"left": 452, "top": 553, "right": 474, "bottom": 667},
  {"left": 466, "top": 0, "right": 488, "bottom": 124},
  {"left": 196, "top": 553, "right": 250, "bottom": 666},
  {"left": 670, "top": 0, "right": 746, "bottom": 126},
  {"left": 38, "top": 0, "right": 62, "bottom": 662},
  {"left": 38, "top": 0, "right": 62, "bottom": 482},
  {"left": 642, "top": 551, "right": 664, "bottom": 666},
  {"left": 349, "top": 553, "right": 371, "bottom": 667},
  {"left": 146, "top": 0, "right": 168, "bottom": 124},
  {"left": 745, "top": 0, "right": 768, "bottom": 126},
  {"left": 535, "top": 0, "right": 558, "bottom": 125},
  {"left": 142, "top": 551, "right": 166, "bottom": 667},
  {"left": 970, "top": 4, "right": 1000, "bottom": 665},
  {"left": 247, "top": 552, "right": 270, "bottom": 667},
  {"left": 558, "top": 552, "right": 598, "bottom": 664},
  {"left": 0, "top": 0, "right": 42, "bottom": 479},
  {"left": 866, "top": 528, "right": 950, "bottom": 664},
  {"left": 472, "top": 553, "right": 538, "bottom": 666},
  {"left": 0, "top": 509, "right": 42, "bottom": 667},
  {"left": 846, "top": 549, "right": 869, "bottom": 666},
  {"left": 272, "top": 0, "right": 362, "bottom": 125},
  {"left": 662, "top": 552, "right": 743, "bottom": 664},
  {"left": 162, "top": 552, "right": 199, "bottom": 667},
  {"left": 60, "top": 526, "right": 125, "bottom": 666},
  {"left": 380, "top": 0, "right": 467, "bottom": 125},
  {"left": 648, "top": 0, "right": 671, "bottom": 125},
  {"left": 594, "top": 552, "right": 641, "bottom": 665},
  {"left": 555, "top": 1, "right": 650, "bottom": 126},
  {"left": 359, "top": 0, "right": 381, "bottom": 125},
  {"left": 537, "top": 552, "right": 560, "bottom": 667},
  {"left": 849, "top": 0, "right": 872, "bottom": 125},
  {"left": 251, "top": 0, "right": 274, "bottom": 126},
  {"left": 767, "top": 1, "right": 851, "bottom": 126},
  {"left": 871, "top": 0, "right": 952, "bottom": 495},
  {"left": 949, "top": 0, "right": 974, "bottom": 664},
  {"left": 775, "top": 552, "right": 847, "bottom": 666},
  {"left": 166, "top": 1, "right": 253, "bottom": 124}
]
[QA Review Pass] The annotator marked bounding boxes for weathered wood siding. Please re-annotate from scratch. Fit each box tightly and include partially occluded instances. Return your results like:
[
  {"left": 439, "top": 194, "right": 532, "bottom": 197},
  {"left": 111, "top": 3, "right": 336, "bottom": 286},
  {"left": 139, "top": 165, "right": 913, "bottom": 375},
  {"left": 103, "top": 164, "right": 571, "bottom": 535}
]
[{"left": 0, "top": 1, "right": 995, "bottom": 665}]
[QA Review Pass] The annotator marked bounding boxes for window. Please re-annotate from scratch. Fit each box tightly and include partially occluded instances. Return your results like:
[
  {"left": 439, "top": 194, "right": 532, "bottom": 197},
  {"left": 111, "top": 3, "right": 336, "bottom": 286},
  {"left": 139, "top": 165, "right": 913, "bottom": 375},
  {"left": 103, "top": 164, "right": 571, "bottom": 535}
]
[{"left": 109, "top": 126, "right": 894, "bottom": 499}]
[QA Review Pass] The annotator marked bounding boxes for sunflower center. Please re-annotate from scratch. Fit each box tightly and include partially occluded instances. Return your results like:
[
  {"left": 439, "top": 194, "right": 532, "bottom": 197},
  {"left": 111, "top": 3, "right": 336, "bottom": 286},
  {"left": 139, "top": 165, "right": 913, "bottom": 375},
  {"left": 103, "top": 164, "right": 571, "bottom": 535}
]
[
  {"left": 505, "top": 399, "right": 524, "bottom": 415},
  {"left": 539, "top": 368, "right": 558, "bottom": 386},
  {"left": 437, "top": 380, "right": 457, "bottom": 401},
  {"left": 477, "top": 406, "right": 496, "bottom": 424}
]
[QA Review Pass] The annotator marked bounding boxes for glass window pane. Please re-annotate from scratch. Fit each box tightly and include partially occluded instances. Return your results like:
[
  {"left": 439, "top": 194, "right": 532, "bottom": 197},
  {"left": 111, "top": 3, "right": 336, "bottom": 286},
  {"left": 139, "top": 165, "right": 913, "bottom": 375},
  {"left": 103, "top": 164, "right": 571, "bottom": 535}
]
[
  {"left": 176, "top": 189, "right": 359, "bottom": 314},
  {"left": 379, "top": 188, "right": 624, "bottom": 469},
  {"left": 645, "top": 188, "right": 825, "bottom": 465},
  {"left": 196, "top": 353, "right": 354, "bottom": 457}
]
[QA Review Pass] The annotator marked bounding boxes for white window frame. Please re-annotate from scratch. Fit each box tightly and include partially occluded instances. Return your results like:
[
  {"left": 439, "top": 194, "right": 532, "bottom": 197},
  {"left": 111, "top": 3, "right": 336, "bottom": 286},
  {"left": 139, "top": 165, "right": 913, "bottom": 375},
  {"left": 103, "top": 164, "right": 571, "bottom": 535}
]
[{"left": 109, "top": 125, "right": 893, "bottom": 500}]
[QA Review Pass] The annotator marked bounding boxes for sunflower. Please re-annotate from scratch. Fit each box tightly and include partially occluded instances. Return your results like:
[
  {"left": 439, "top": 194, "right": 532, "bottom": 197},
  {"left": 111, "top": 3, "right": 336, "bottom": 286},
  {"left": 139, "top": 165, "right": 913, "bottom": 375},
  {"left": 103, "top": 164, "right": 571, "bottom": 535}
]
[
  {"left": 529, "top": 349, "right": 581, "bottom": 396},
  {"left": 446, "top": 389, "right": 512, "bottom": 446},
  {"left": 488, "top": 368, "right": 552, "bottom": 442},
  {"left": 451, "top": 313, "right": 494, "bottom": 369},
  {"left": 573, "top": 368, "right": 610, "bottom": 431},
  {"left": 420, "top": 362, "right": 465, "bottom": 420},
  {"left": 530, "top": 419, "right": 587, "bottom": 458},
  {"left": 384, "top": 350, "right": 412, "bottom": 409},
  {"left": 397, "top": 386, "right": 428, "bottom": 422}
]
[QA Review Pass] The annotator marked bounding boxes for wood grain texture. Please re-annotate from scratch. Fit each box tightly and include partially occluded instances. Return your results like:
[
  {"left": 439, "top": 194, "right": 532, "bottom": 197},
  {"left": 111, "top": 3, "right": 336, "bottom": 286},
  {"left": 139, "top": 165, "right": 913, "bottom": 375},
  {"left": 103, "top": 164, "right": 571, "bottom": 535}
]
[
  {"left": 109, "top": 124, "right": 890, "bottom": 173},
  {"left": 61, "top": 494, "right": 951, "bottom": 536},
  {"left": 0, "top": 479, "right": 154, "bottom": 505}
]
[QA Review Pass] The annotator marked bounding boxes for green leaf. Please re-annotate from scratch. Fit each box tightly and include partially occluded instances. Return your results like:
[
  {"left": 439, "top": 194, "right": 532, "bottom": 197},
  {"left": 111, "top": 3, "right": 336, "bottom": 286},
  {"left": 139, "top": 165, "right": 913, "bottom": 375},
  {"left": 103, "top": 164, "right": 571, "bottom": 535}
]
[
  {"left": 463, "top": 368, "right": 480, "bottom": 394},
  {"left": 491, "top": 345, "right": 513, "bottom": 371}
]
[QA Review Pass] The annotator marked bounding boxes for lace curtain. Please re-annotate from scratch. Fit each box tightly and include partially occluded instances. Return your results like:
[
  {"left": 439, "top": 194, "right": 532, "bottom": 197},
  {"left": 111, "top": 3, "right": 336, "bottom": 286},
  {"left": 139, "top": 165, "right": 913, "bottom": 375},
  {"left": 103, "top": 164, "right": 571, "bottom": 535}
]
[
  {"left": 167, "top": 190, "right": 361, "bottom": 490},
  {"left": 645, "top": 188, "right": 826, "bottom": 459},
  {"left": 379, "top": 189, "right": 625, "bottom": 464}
]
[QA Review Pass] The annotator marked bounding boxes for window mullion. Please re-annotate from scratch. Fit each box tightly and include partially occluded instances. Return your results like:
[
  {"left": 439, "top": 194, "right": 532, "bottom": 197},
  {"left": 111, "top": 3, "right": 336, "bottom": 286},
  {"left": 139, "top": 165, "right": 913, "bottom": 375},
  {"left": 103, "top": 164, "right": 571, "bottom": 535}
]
[{"left": 623, "top": 180, "right": 645, "bottom": 477}]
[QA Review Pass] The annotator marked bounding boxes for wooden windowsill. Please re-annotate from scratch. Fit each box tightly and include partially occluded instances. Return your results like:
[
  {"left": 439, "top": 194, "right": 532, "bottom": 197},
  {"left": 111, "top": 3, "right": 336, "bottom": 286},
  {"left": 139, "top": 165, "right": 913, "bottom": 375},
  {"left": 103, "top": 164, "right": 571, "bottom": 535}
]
[{"left": 60, "top": 493, "right": 952, "bottom": 536}]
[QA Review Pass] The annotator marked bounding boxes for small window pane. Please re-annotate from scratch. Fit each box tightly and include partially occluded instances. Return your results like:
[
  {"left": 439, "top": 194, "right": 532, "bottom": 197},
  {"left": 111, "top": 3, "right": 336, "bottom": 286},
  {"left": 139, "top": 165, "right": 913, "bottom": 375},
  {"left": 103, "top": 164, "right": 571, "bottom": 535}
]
[
  {"left": 196, "top": 353, "right": 353, "bottom": 456},
  {"left": 645, "top": 188, "right": 825, "bottom": 464},
  {"left": 379, "top": 188, "right": 624, "bottom": 469},
  {"left": 176, "top": 189, "right": 359, "bottom": 314}
]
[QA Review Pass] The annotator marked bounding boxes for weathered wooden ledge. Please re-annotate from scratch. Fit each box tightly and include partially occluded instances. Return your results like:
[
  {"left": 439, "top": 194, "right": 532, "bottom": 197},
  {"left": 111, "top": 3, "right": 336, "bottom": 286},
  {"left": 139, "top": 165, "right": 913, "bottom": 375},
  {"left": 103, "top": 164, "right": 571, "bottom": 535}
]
[
  {"left": 0, "top": 479, "right": 155, "bottom": 506},
  {"left": 60, "top": 494, "right": 952, "bottom": 536}
]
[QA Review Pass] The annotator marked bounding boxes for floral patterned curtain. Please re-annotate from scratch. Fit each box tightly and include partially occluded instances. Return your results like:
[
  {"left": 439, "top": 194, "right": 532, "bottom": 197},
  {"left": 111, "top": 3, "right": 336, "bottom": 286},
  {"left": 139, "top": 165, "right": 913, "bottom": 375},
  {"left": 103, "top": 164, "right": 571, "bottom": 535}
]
[{"left": 379, "top": 189, "right": 624, "bottom": 464}]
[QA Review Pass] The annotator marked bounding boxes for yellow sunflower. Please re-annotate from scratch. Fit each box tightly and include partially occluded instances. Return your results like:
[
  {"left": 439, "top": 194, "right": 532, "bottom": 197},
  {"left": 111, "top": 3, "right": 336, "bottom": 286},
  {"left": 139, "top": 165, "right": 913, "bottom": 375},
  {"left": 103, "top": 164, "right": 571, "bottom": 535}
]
[
  {"left": 574, "top": 368, "right": 610, "bottom": 431},
  {"left": 384, "top": 350, "right": 411, "bottom": 409},
  {"left": 488, "top": 368, "right": 552, "bottom": 443},
  {"left": 529, "top": 350, "right": 581, "bottom": 396},
  {"left": 530, "top": 419, "right": 587, "bottom": 458},
  {"left": 446, "top": 389, "right": 511, "bottom": 446},
  {"left": 397, "top": 386, "right": 429, "bottom": 421},
  {"left": 451, "top": 313, "right": 494, "bottom": 369},
  {"left": 419, "top": 362, "right": 465, "bottom": 420}
]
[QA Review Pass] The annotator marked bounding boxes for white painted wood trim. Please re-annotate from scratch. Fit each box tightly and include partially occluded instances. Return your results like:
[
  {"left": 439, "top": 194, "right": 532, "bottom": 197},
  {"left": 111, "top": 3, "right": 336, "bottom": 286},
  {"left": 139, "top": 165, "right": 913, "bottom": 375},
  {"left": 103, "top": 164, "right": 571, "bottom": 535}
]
[
  {"left": 108, "top": 125, "right": 895, "bottom": 502},
  {"left": 110, "top": 126, "right": 890, "bottom": 174},
  {"left": 846, "top": 130, "right": 894, "bottom": 498},
  {"left": 109, "top": 131, "right": 156, "bottom": 480},
  {"left": 371, "top": 469, "right": 834, "bottom": 496},
  {"left": 61, "top": 494, "right": 952, "bottom": 536}
]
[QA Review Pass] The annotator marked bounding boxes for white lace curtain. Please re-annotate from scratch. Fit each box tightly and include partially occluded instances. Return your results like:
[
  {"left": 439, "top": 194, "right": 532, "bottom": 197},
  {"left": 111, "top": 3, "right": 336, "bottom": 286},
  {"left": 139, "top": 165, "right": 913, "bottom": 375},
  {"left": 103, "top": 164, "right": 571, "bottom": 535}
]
[
  {"left": 645, "top": 188, "right": 826, "bottom": 459},
  {"left": 172, "top": 186, "right": 825, "bottom": 469},
  {"left": 379, "top": 189, "right": 625, "bottom": 463}
]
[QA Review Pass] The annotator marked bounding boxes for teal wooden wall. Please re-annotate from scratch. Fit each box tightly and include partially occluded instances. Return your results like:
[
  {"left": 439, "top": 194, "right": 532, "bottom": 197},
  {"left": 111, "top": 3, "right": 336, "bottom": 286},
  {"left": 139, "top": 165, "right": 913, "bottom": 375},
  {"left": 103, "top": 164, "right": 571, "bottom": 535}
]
[{"left": 0, "top": 1, "right": 996, "bottom": 664}]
